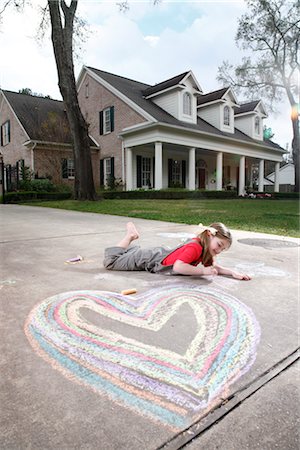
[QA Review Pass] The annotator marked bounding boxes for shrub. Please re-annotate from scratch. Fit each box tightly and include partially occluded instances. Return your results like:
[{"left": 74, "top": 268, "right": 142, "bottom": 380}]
[
  {"left": 3, "top": 191, "right": 72, "bottom": 203},
  {"left": 19, "top": 178, "right": 56, "bottom": 192}
]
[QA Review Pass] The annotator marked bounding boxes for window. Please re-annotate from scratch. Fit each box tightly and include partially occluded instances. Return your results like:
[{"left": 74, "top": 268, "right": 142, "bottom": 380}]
[
  {"left": 62, "top": 158, "right": 74, "bottom": 179},
  {"left": 99, "top": 106, "right": 114, "bottom": 135},
  {"left": 223, "top": 106, "right": 230, "bottom": 126},
  {"left": 183, "top": 92, "right": 192, "bottom": 116},
  {"left": 1, "top": 120, "right": 10, "bottom": 146},
  {"left": 172, "top": 160, "right": 181, "bottom": 184},
  {"left": 105, "top": 158, "right": 111, "bottom": 183},
  {"left": 85, "top": 83, "right": 89, "bottom": 98},
  {"left": 255, "top": 117, "right": 260, "bottom": 134},
  {"left": 142, "top": 157, "right": 151, "bottom": 187}
]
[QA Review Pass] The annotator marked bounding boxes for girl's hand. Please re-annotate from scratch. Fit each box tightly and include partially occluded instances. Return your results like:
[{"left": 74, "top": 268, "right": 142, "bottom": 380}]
[
  {"left": 232, "top": 271, "right": 251, "bottom": 281},
  {"left": 203, "top": 266, "right": 218, "bottom": 276}
]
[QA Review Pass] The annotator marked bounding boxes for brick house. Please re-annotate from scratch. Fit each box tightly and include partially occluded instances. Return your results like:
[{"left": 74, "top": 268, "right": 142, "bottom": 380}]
[
  {"left": 1, "top": 67, "right": 285, "bottom": 193},
  {"left": 77, "top": 66, "right": 285, "bottom": 194},
  {"left": 0, "top": 90, "right": 99, "bottom": 188}
]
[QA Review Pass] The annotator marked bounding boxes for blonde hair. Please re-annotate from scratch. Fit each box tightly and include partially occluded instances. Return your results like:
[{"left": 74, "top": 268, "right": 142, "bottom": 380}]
[{"left": 197, "top": 222, "right": 232, "bottom": 266}]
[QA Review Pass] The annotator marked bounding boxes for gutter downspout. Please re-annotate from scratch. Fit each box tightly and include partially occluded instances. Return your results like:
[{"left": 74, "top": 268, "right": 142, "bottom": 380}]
[{"left": 31, "top": 142, "right": 37, "bottom": 174}]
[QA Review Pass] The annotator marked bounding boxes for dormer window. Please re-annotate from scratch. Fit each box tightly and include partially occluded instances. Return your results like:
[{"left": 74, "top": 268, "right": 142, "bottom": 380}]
[
  {"left": 223, "top": 106, "right": 230, "bottom": 126},
  {"left": 255, "top": 117, "right": 260, "bottom": 134},
  {"left": 183, "top": 92, "right": 192, "bottom": 116}
]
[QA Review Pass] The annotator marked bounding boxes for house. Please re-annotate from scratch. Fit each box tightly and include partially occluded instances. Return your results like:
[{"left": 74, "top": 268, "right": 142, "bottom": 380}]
[
  {"left": 264, "top": 162, "right": 295, "bottom": 192},
  {"left": 77, "top": 67, "right": 285, "bottom": 193},
  {"left": 0, "top": 90, "right": 99, "bottom": 188},
  {"left": 1, "top": 67, "right": 285, "bottom": 193}
]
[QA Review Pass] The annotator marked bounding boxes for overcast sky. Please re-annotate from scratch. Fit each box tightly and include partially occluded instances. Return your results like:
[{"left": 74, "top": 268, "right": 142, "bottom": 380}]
[{"left": 0, "top": 0, "right": 293, "bottom": 151}]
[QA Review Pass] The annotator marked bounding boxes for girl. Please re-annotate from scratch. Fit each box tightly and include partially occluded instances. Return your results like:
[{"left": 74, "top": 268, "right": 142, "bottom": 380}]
[{"left": 103, "top": 222, "right": 251, "bottom": 280}]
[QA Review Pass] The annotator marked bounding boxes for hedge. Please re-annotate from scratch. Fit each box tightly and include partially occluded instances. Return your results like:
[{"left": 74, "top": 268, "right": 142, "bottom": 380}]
[{"left": 2, "top": 191, "right": 72, "bottom": 203}]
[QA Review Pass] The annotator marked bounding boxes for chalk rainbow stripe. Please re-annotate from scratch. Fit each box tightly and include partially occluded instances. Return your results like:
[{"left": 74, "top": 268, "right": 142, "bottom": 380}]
[{"left": 24, "top": 285, "right": 260, "bottom": 429}]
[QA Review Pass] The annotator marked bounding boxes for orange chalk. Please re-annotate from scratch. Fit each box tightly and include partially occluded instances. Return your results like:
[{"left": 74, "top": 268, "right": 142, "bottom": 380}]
[{"left": 121, "top": 288, "right": 137, "bottom": 295}]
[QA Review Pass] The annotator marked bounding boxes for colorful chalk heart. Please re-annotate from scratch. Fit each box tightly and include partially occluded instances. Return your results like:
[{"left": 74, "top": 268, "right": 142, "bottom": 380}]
[{"left": 24, "top": 285, "right": 260, "bottom": 429}]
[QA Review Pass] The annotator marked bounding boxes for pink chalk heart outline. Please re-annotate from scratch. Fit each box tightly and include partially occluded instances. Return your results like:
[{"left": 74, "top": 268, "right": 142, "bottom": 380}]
[{"left": 24, "top": 285, "right": 260, "bottom": 429}]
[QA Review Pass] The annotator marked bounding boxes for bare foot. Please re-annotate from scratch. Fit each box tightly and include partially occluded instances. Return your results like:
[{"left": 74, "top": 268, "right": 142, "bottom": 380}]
[
  {"left": 116, "top": 222, "right": 140, "bottom": 248},
  {"left": 126, "top": 222, "right": 139, "bottom": 241}
]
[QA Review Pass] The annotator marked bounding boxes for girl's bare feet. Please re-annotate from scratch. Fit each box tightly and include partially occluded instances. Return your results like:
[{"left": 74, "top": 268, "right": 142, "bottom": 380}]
[
  {"left": 117, "top": 222, "right": 140, "bottom": 248},
  {"left": 126, "top": 222, "right": 139, "bottom": 241}
]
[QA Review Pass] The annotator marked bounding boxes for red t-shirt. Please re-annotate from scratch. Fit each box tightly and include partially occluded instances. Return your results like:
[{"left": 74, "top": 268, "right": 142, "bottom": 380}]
[{"left": 162, "top": 238, "right": 203, "bottom": 266}]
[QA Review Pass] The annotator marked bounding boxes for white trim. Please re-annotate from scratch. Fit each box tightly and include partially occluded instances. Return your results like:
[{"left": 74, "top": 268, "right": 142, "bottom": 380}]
[
  {"left": 79, "top": 67, "right": 157, "bottom": 123},
  {"left": 119, "top": 122, "right": 285, "bottom": 158},
  {"left": 144, "top": 84, "right": 185, "bottom": 99}
]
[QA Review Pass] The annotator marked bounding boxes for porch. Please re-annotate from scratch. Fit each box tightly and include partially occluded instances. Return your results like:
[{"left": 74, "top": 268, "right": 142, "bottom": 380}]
[{"left": 123, "top": 142, "right": 281, "bottom": 194}]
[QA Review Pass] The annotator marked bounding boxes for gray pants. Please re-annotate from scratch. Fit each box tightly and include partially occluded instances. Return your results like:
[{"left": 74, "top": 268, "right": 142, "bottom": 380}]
[{"left": 103, "top": 245, "right": 174, "bottom": 274}]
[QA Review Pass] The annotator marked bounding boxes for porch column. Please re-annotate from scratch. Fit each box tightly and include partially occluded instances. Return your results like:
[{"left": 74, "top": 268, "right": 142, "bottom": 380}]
[
  {"left": 274, "top": 162, "right": 280, "bottom": 192},
  {"left": 188, "top": 147, "right": 196, "bottom": 190},
  {"left": 239, "top": 156, "right": 245, "bottom": 196},
  {"left": 125, "top": 147, "right": 133, "bottom": 191},
  {"left": 216, "top": 152, "right": 223, "bottom": 191},
  {"left": 258, "top": 159, "right": 264, "bottom": 192},
  {"left": 155, "top": 142, "right": 163, "bottom": 190}
]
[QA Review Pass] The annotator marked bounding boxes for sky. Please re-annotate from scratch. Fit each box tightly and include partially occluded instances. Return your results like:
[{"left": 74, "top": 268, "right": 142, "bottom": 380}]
[{"left": 0, "top": 0, "right": 294, "bottom": 152}]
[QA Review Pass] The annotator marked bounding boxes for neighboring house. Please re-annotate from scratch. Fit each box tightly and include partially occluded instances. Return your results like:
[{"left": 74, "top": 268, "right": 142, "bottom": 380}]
[
  {"left": 1, "top": 67, "right": 285, "bottom": 193},
  {"left": 77, "top": 67, "right": 285, "bottom": 193},
  {"left": 0, "top": 90, "right": 99, "bottom": 188},
  {"left": 264, "top": 162, "right": 295, "bottom": 192}
]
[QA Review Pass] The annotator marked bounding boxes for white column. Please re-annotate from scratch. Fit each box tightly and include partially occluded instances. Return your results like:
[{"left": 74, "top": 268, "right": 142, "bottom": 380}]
[
  {"left": 216, "top": 152, "right": 223, "bottom": 190},
  {"left": 239, "top": 156, "right": 245, "bottom": 196},
  {"left": 274, "top": 162, "right": 280, "bottom": 192},
  {"left": 125, "top": 147, "right": 133, "bottom": 191},
  {"left": 258, "top": 159, "right": 264, "bottom": 192},
  {"left": 188, "top": 147, "right": 196, "bottom": 190},
  {"left": 155, "top": 142, "right": 163, "bottom": 190}
]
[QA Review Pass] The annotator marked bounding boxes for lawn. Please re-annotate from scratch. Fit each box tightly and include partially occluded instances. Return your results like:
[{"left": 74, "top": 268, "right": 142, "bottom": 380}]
[{"left": 23, "top": 198, "right": 300, "bottom": 237}]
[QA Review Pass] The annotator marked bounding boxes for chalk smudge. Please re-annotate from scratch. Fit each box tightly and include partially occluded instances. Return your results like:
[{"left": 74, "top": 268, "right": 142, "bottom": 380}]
[{"left": 24, "top": 285, "right": 260, "bottom": 429}]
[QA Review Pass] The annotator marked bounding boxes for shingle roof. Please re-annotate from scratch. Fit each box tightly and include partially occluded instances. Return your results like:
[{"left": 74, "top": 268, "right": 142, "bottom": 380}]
[
  {"left": 87, "top": 67, "right": 283, "bottom": 152},
  {"left": 197, "top": 87, "right": 229, "bottom": 106},
  {"left": 142, "top": 71, "right": 190, "bottom": 97},
  {"left": 2, "top": 90, "right": 73, "bottom": 144},
  {"left": 234, "top": 100, "right": 260, "bottom": 115}
]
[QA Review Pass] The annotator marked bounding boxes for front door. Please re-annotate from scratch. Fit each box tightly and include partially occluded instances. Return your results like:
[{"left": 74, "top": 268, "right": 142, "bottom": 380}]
[{"left": 198, "top": 168, "right": 206, "bottom": 189}]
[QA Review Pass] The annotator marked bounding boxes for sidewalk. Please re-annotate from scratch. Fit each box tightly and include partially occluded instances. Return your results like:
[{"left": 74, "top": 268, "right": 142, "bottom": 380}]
[{"left": 0, "top": 204, "right": 299, "bottom": 449}]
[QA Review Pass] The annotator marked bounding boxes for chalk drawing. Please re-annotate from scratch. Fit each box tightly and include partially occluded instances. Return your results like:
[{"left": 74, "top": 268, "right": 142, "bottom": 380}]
[
  {"left": 234, "top": 262, "right": 288, "bottom": 278},
  {"left": 24, "top": 285, "right": 260, "bottom": 430}
]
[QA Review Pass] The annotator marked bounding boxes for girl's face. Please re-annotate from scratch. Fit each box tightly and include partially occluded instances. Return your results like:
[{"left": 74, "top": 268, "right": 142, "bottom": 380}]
[{"left": 208, "top": 235, "right": 230, "bottom": 256}]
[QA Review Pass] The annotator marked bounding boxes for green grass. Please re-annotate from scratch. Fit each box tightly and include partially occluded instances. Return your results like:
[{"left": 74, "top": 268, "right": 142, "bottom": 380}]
[{"left": 22, "top": 198, "right": 300, "bottom": 237}]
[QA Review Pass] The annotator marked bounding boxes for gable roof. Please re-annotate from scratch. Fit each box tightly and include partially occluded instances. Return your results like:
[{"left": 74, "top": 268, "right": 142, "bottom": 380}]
[
  {"left": 142, "top": 71, "right": 190, "bottom": 97},
  {"left": 2, "top": 90, "right": 72, "bottom": 144},
  {"left": 197, "top": 87, "right": 229, "bottom": 106},
  {"left": 234, "top": 100, "right": 267, "bottom": 117},
  {"left": 83, "top": 67, "right": 283, "bottom": 153}
]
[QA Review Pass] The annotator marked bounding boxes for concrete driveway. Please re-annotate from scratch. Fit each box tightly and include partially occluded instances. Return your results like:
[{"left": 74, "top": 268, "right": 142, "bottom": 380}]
[{"left": 0, "top": 204, "right": 299, "bottom": 449}]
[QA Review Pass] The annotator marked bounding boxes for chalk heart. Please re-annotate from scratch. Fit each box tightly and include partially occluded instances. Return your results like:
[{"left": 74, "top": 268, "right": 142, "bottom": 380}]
[{"left": 25, "top": 285, "right": 260, "bottom": 429}]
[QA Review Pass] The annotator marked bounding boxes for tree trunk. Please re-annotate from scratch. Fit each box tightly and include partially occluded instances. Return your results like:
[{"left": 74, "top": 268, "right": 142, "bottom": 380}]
[{"left": 48, "top": 0, "right": 96, "bottom": 200}]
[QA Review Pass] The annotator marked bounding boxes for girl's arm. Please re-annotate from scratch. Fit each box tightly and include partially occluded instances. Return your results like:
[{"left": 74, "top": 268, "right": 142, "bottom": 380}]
[
  {"left": 213, "top": 263, "right": 251, "bottom": 280},
  {"left": 173, "top": 259, "right": 218, "bottom": 276}
]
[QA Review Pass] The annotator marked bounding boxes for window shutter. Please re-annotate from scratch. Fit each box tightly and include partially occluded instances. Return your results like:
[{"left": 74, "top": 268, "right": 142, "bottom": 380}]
[
  {"left": 168, "top": 159, "right": 172, "bottom": 187},
  {"left": 62, "top": 158, "right": 68, "bottom": 179},
  {"left": 182, "top": 160, "right": 186, "bottom": 188},
  {"left": 99, "top": 111, "right": 104, "bottom": 135},
  {"left": 7, "top": 120, "right": 10, "bottom": 142},
  {"left": 111, "top": 157, "right": 115, "bottom": 178},
  {"left": 110, "top": 106, "right": 114, "bottom": 132},
  {"left": 136, "top": 155, "right": 142, "bottom": 188},
  {"left": 0, "top": 126, "right": 3, "bottom": 146},
  {"left": 100, "top": 159, "right": 104, "bottom": 186}
]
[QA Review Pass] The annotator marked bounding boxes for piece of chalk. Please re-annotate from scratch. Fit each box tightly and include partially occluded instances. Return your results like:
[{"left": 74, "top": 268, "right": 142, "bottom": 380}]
[{"left": 121, "top": 288, "right": 137, "bottom": 295}]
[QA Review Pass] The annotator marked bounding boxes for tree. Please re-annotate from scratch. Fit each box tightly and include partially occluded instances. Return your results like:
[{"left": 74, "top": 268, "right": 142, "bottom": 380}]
[
  {"left": 48, "top": 0, "right": 96, "bottom": 200},
  {"left": 217, "top": 0, "right": 300, "bottom": 192}
]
